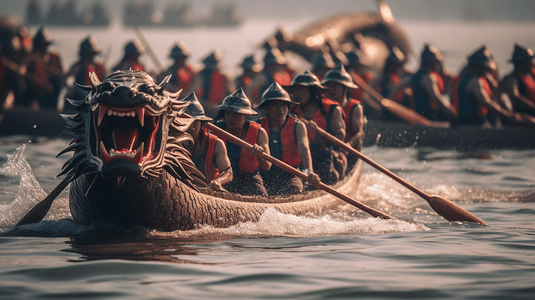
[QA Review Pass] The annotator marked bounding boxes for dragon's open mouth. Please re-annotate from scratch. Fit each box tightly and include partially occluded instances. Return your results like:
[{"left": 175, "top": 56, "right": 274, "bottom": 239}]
[{"left": 93, "top": 104, "right": 163, "bottom": 165}]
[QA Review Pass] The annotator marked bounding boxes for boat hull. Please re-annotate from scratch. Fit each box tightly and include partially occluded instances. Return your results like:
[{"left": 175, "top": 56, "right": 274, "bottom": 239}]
[{"left": 364, "top": 120, "right": 535, "bottom": 150}]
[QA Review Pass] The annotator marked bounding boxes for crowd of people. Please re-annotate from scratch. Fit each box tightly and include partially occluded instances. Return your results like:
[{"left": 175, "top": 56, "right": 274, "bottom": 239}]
[{"left": 2, "top": 26, "right": 535, "bottom": 195}]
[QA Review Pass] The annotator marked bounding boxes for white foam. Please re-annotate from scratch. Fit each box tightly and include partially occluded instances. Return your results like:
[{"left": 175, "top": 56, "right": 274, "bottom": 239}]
[{"left": 154, "top": 207, "right": 429, "bottom": 239}]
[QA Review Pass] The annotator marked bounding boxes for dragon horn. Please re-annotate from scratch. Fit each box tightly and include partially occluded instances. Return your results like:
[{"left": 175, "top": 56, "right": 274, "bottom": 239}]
[{"left": 89, "top": 72, "right": 101, "bottom": 87}]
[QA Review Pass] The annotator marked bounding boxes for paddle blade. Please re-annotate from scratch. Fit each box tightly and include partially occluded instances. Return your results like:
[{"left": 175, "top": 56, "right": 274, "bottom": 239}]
[
  {"left": 16, "top": 198, "right": 55, "bottom": 225},
  {"left": 16, "top": 175, "right": 72, "bottom": 226},
  {"left": 427, "top": 195, "right": 487, "bottom": 226}
]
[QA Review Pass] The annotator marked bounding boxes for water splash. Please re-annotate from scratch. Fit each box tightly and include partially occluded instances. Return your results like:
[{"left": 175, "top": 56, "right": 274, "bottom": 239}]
[
  {"left": 0, "top": 145, "right": 71, "bottom": 229},
  {"left": 154, "top": 207, "right": 429, "bottom": 240},
  {"left": 0, "top": 145, "right": 48, "bottom": 227}
]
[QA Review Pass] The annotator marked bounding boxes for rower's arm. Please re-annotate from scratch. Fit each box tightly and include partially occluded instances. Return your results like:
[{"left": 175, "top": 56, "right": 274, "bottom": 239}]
[
  {"left": 503, "top": 76, "right": 535, "bottom": 114},
  {"left": 212, "top": 139, "right": 233, "bottom": 187},
  {"left": 294, "top": 121, "right": 313, "bottom": 170},
  {"left": 466, "top": 77, "right": 514, "bottom": 119},
  {"left": 255, "top": 127, "right": 272, "bottom": 171},
  {"left": 347, "top": 104, "right": 365, "bottom": 151},
  {"left": 330, "top": 106, "right": 346, "bottom": 142},
  {"left": 422, "top": 74, "right": 457, "bottom": 119}
]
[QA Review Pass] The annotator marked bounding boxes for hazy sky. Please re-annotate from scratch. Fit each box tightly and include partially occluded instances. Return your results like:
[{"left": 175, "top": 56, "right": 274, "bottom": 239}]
[{"left": 2, "top": 0, "right": 535, "bottom": 22}]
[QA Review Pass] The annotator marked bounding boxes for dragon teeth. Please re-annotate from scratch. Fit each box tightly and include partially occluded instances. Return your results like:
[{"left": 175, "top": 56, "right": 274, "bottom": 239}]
[
  {"left": 100, "top": 107, "right": 145, "bottom": 127},
  {"left": 109, "top": 148, "right": 137, "bottom": 158},
  {"left": 136, "top": 107, "right": 145, "bottom": 127},
  {"left": 98, "top": 106, "right": 107, "bottom": 126}
]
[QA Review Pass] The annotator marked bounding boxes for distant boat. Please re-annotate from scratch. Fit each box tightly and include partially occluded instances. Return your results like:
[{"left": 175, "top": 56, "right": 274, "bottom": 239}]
[
  {"left": 122, "top": 0, "right": 244, "bottom": 28},
  {"left": 160, "top": 2, "right": 196, "bottom": 27},
  {"left": 123, "top": 0, "right": 157, "bottom": 27},
  {"left": 26, "top": 0, "right": 110, "bottom": 27},
  {"left": 203, "top": 2, "right": 243, "bottom": 27}
]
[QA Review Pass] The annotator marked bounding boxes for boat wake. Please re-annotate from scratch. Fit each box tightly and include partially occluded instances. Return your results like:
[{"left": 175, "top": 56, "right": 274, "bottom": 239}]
[{"left": 10, "top": 145, "right": 520, "bottom": 238}]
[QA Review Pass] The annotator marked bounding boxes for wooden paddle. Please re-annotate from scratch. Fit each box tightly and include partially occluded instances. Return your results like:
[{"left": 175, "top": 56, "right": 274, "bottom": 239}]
[
  {"left": 206, "top": 123, "right": 395, "bottom": 220},
  {"left": 352, "top": 75, "right": 447, "bottom": 127},
  {"left": 17, "top": 173, "right": 73, "bottom": 226},
  {"left": 134, "top": 26, "right": 165, "bottom": 74},
  {"left": 299, "top": 118, "right": 487, "bottom": 225}
]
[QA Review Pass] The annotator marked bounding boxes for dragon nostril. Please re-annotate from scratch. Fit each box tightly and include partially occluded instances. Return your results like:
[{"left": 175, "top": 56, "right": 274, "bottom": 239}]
[{"left": 112, "top": 86, "right": 134, "bottom": 98}]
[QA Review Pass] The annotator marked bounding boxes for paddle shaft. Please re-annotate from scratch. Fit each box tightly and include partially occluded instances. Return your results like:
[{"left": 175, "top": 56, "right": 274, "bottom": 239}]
[
  {"left": 17, "top": 173, "right": 73, "bottom": 225},
  {"left": 351, "top": 74, "right": 434, "bottom": 126},
  {"left": 134, "top": 27, "right": 165, "bottom": 73},
  {"left": 300, "top": 118, "right": 487, "bottom": 225},
  {"left": 206, "top": 123, "right": 394, "bottom": 220}
]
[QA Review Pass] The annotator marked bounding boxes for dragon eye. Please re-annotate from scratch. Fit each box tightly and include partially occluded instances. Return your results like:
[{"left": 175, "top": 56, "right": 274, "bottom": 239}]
[
  {"left": 99, "top": 82, "right": 115, "bottom": 92},
  {"left": 143, "top": 86, "right": 156, "bottom": 95}
]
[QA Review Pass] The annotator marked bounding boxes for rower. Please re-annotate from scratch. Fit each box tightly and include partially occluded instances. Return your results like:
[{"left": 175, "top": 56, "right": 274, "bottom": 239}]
[
  {"left": 21, "top": 26, "right": 63, "bottom": 110},
  {"left": 112, "top": 40, "right": 146, "bottom": 72},
  {"left": 0, "top": 34, "right": 25, "bottom": 115},
  {"left": 190, "top": 50, "right": 234, "bottom": 117},
  {"left": 234, "top": 54, "right": 261, "bottom": 90},
  {"left": 322, "top": 65, "right": 365, "bottom": 170},
  {"left": 380, "top": 47, "right": 414, "bottom": 114},
  {"left": 213, "top": 88, "right": 271, "bottom": 196},
  {"left": 245, "top": 47, "right": 293, "bottom": 105},
  {"left": 502, "top": 44, "right": 535, "bottom": 117},
  {"left": 157, "top": 41, "right": 196, "bottom": 94},
  {"left": 256, "top": 82, "right": 320, "bottom": 195},
  {"left": 412, "top": 44, "right": 456, "bottom": 121},
  {"left": 183, "top": 92, "right": 233, "bottom": 192},
  {"left": 284, "top": 71, "right": 346, "bottom": 184},
  {"left": 454, "top": 46, "right": 528, "bottom": 127},
  {"left": 64, "top": 36, "right": 106, "bottom": 105},
  {"left": 344, "top": 50, "right": 373, "bottom": 107},
  {"left": 311, "top": 51, "right": 335, "bottom": 82}
]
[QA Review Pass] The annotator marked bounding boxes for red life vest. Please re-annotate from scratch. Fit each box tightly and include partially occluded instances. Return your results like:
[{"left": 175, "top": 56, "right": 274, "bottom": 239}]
[
  {"left": 216, "top": 121, "right": 261, "bottom": 174},
  {"left": 294, "top": 98, "right": 342, "bottom": 145},
  {"left": 387, "top": 73, "right": 407, "bottom": 103},
  {"left": 197, "top": 70, "right": 228, "bottom": 104},
  {"left": 518, "top": 73, "right": 535, "bottom": 104},
  {"left": 28, "top": 52, "right": 50, "bottom": 87},
  {"left": 343, "top": 99, "right": 361, "bottom": 141},
  {"left": 272, "top": 70, "right": 292, "bottom": 86},
  {"left": 130, "top": 62, "right": 144, "bottom": 72},
  {"left": 204, "top": 132, "right": 220, "bottom": 181},
  {"left": 429, "top": 71, "right": 445, "bottom": 110},
  {"left": 260, "top": 116, "right": 301, "bottom": 168},
  {"left": 79, "top": 61, "right": 105, "bottom": 85},
  {"left": 236, "top": 74, "right": 253, "bottom": 89},
  {"left": 175, "top": 65, "right": 195, "bottom": 91},
  {"left": 478, "top": 77, "right": 490, "bottom": 116},
  {"left": 452, "top": 73, "right": 489, "bottom": 117}
]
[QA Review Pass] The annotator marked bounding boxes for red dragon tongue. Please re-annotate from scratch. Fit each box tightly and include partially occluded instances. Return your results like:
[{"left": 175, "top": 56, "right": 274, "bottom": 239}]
[{"left": 112, "top": 125, "right": 139, "bottom": 152}]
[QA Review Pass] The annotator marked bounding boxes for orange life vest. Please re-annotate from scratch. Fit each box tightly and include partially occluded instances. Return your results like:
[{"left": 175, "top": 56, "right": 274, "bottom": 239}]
[
  {"left": 204, "top": 132, "right": 220, "bottom": 181},
  {"left": 260, "top": 116, "right": 301, "bottom": 168},
  {"left": 215, "top": 121, "right": 261, "bottom": 174}
]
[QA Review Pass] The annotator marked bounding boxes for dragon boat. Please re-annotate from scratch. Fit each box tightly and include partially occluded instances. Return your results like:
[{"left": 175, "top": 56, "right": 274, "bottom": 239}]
[{"left": 48, "top": 70, "right": 363, "bottom": 231}]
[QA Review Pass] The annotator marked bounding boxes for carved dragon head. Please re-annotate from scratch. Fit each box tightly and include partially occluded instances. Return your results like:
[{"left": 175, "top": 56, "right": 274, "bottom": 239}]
[{"left": 58, "top": 70, "right": 201, "bottom": 183}]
